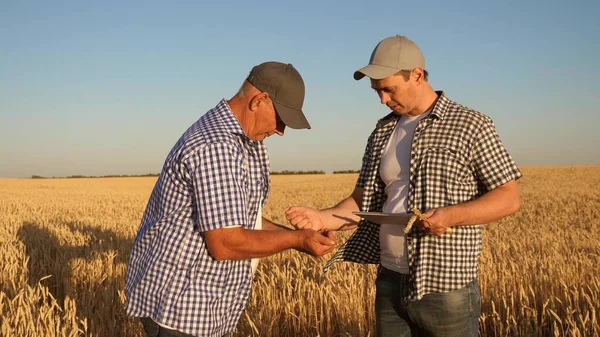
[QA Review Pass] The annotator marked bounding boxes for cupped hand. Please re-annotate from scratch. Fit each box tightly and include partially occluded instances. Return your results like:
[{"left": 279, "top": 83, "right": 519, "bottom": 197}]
[
  {"left": 297, "top": 229, "right": 337, "bottom": 257},
  {"left": 420, "top": 207, "right": 453, "bottom": 236},
  {"left": 285, "top": 206, "right": 325, "bottom": 231}
]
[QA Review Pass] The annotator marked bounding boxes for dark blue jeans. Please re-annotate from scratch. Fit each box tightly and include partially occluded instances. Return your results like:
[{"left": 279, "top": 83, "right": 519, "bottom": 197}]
[
  {"left": 140, "top": 318, "right": 196, "bottom": 337},
  {"left": 375, "top": 267, "right": 480, "bottom": 337}
]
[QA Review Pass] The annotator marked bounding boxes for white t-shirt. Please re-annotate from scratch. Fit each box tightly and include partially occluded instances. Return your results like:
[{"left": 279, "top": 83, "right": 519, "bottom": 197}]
[
  {"left": 251, "top": 203, "right": 262, "bottom": 274},
  {"left": 379, "top": 111, "right": 429, "bottom": 274}
]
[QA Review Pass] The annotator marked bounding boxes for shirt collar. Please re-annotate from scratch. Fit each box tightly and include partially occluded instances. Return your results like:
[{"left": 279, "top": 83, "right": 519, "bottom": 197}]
[
  {"left": 429, "top": 91, "right": 449, "bottom": 120},
  {"left": 213, "top": 99, "right": 256, "bottom": 143},
  {"left": 376, "top": 91, "right": 449, "bottom": 128}
]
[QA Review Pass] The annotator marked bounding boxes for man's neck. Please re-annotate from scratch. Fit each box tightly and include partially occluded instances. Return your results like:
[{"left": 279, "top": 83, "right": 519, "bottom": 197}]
[
  {"left": 409, "top": 86, "right": 439, "bottom": 116},
  {"left": 227, "top": 96, "right": 248, "bottom": 127}
]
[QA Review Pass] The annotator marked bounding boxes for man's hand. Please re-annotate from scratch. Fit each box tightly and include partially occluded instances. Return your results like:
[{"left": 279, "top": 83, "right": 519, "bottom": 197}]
[
  {"left": 414, "top": 180, "right": 522, "bottom": 236},
  {"left": 296, "top": 229, "right": 337, "bottom": 257},
  {"left": 420, "top": 207, "right": 453, "bottom": 236},
  {"left": 286, "top": 206, "right": 325, "bottom": 231}
]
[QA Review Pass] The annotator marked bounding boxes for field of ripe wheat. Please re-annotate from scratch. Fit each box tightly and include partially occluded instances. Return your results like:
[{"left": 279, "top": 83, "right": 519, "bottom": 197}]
[{"left": 1, "top": 166, "right": 599, "bottom": 337}]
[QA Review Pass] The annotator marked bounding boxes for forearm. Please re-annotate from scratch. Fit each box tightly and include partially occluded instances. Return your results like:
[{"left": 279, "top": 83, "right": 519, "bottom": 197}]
[
  {"left": 208, "top": 228, "right": 302, "bottom": 260},
  {"left": 320, "top": 194, "right": 362, "bottom": 231},
  {"left": 262, "top": 217, "right": 292, "bottom": 231},
  {"left": 286, "top": 188, "right": 364, "bottom": 232},
  {"left": 447, "top": 180, "right": 521, "bottom": 227}
]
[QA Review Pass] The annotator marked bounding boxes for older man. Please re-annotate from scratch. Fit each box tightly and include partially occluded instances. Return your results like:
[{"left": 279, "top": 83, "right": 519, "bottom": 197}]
[
  {"left": 126, "top": 61, "right": 337, "bottom": 337},
  {"left": 286, "top": 36, "right": 522, "bottom": 337}
]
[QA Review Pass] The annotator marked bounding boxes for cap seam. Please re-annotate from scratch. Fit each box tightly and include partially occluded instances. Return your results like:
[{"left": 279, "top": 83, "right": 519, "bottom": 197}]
[
  {"left": 396, "top": 36, "right": 403, "bottom": 68},
  {"left": 368, "top": 63, "right": 403, "bottom": 70},
  {"left": 271, "top": 67, "right": 283, "bottom": 100}
]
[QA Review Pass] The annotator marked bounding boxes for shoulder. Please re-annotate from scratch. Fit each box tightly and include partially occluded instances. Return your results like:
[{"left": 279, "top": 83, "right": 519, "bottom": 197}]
[
  {"left": 441, "top": 96, "right": 495, "bottom": 131},
  {"left": 167, "top": 119, "right": 245, "bottom": 171}
]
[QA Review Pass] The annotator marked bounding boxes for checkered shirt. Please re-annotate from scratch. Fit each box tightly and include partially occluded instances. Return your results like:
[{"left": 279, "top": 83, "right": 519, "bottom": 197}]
[
  {"left": 125, "top": 100, "right": 271, "bottom": 337},
  {"left": 325, "top": 92, "right": 522, "bottom": 301}
]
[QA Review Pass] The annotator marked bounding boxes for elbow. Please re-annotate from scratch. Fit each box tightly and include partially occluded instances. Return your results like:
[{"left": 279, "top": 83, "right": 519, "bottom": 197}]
[
  {"left": 204, "top": 227, "right": 246, "bottom": 261},
  {"left": 206, "top": 242, "right": 233, "bottom": 261},
  {"left": 510, "top": 194, "right": 522, "bottom": 215},
  {"left": 502, "top": 181, "right": 522, "bottom": 216},
  {"left": 211, "top": 251, "right": 229, "bottom": 261}
]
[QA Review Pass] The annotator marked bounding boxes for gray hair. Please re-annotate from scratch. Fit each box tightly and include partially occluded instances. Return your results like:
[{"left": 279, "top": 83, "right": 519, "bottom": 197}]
[{"left": 237, "top": 80, "right": 256, "bottom": 99}]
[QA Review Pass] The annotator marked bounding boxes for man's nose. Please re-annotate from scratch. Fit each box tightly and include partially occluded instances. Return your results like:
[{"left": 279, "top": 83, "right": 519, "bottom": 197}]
[{"left": 379, "top": 92, "right": 390, "bottom": 105}]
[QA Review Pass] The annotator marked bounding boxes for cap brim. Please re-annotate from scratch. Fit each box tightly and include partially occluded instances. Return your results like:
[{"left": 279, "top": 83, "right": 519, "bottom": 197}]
[
  {"left": 273, "top": 101, "right": 311, "bottom": 129},
  {"left": 353, "top": 64, "right": 400, "bottom": 80}
]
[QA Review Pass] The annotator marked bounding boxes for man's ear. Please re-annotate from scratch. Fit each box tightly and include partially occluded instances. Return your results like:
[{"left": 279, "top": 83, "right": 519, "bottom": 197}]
[
  {"left": 249, "top": 92, "right": 269, "bottom": 111},
  {"left": 413, "top": 68, "right": 424, "bottom": 83}
]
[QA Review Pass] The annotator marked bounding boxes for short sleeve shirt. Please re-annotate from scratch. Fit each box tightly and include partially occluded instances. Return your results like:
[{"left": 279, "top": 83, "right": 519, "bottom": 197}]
[
  {"left": 126, "top": 100, "right": 270, "bottom": 336},
  {"left": 325, "top": 92, "right": 522, "bottom": 301}
]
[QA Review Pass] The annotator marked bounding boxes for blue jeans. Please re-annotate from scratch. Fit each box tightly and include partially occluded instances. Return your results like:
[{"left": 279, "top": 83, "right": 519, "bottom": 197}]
[
  {"left": 375, "top": 267, "right": 480, "bottom": 337},
  {"left": 140, "top": 318, "right": 230, "bottom": 337},
  {"left": 140, "top": 318, "right": 196, "bottom": 337}
]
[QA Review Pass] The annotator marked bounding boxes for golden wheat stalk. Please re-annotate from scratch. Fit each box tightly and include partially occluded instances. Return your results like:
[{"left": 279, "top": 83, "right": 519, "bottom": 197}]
[{"left": 405, "top": 208, "right": 453, "bottom": 235}]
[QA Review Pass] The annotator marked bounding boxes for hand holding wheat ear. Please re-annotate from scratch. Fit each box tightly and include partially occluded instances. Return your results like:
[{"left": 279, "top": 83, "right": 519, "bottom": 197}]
[{"left": 404, "top": 208, "right": 453, "bottom": 235}]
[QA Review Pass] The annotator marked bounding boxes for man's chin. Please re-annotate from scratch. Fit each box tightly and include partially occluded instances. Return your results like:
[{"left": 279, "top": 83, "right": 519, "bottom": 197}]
[
  {"left": 392, "top": 109, "right": 409, "bottom": 115},
  {"left": 389, "top": 106, "right": 407, "bottom": 115}
]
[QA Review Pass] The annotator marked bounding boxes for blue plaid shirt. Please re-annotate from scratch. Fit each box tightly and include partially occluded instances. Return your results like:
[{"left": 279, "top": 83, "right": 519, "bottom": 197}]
[{"left": 126, "top": 100, "right": 271, "bottom": 337}]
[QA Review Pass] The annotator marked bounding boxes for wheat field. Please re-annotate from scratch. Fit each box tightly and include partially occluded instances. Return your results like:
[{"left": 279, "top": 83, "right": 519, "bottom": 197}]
[{"left": 1, "top": 166, "right": 599, "bottom": 337}]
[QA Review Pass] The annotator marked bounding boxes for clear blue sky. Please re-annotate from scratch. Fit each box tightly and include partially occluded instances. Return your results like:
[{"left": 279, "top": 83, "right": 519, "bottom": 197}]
[{"left": 1, "top": 0, "right": 599, "bottom": 178}]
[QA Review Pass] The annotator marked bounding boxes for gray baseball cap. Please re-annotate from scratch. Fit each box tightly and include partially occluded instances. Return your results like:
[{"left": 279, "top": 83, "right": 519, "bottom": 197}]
[
  {"left": 354, "top": 35, "right": 425, "bottom": 80},
  {"left": 246, "top": 61, "right": 311, "bottom": 129}
]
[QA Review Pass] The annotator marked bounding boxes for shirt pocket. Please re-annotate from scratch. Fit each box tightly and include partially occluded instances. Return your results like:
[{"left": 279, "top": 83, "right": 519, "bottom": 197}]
[
  {"left": 416, "top": 147, "right": 472, "bottom": 207},
  {"left": 418, "top": 146, "right": 466, "bottom": 167},
  {"left": 249, "top": 177, "right": 264, "bottom": 200}
]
